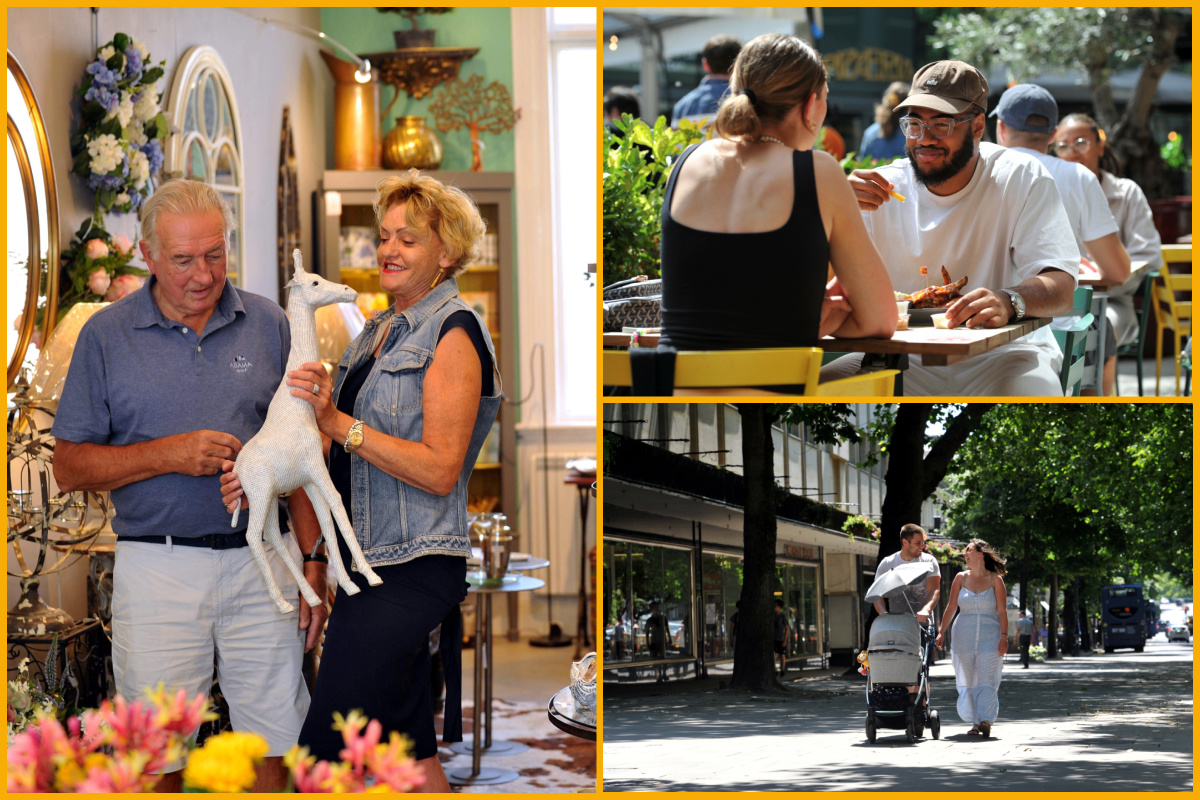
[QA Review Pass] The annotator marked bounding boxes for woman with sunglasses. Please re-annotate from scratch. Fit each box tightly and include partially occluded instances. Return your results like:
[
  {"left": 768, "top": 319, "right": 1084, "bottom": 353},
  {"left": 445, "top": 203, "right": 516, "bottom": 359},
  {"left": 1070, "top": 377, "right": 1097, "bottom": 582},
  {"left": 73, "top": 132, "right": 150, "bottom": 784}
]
[{"left": 1054, "top": 113, "right": 1164, "bottom": 393}]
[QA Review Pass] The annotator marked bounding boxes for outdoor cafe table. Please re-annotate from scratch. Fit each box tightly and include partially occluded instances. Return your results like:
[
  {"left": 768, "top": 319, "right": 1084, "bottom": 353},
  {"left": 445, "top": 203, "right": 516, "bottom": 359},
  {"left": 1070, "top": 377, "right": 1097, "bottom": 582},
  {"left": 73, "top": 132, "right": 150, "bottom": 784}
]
[
  {"left": 1078, "top": 259, "right": 1153, "bottom": 391},
  {"left": 603, "top": 318, "right": 1049, "bottom": 396}
]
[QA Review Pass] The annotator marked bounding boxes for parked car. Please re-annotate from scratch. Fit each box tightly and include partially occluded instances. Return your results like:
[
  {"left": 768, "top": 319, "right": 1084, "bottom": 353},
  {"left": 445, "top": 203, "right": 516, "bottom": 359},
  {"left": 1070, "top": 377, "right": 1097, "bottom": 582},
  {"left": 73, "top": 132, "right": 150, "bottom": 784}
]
[{"left": 1167, "top": 625, "right": 1191, "bottom": 643}]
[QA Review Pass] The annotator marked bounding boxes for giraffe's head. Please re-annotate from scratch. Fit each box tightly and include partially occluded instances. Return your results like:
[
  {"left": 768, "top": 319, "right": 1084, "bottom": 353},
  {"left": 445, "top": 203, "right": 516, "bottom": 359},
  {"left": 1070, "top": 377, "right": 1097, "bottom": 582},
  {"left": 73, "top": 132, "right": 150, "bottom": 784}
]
[{"left": 284, "top": 248, "right": 358, "bottom": 309}]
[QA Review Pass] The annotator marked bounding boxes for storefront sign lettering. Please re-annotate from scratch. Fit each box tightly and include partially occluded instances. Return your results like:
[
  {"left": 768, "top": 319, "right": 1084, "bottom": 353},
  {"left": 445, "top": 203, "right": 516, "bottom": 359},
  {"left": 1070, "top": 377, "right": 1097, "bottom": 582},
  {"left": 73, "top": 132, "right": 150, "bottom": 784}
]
[
  {"left": 824, "top": 48, "right": 914, "bottom": 84},
  {"left": 783, "top": 544, "right": 818, "bottom": 561}
]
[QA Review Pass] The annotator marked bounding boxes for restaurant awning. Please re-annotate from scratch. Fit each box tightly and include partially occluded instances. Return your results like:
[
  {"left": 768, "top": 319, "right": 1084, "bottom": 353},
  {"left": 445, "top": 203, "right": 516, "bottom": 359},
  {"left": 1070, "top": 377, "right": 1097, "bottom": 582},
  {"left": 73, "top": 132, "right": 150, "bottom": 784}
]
[{"left": 605, "top": 476, "right": 880, "bottom": 558}]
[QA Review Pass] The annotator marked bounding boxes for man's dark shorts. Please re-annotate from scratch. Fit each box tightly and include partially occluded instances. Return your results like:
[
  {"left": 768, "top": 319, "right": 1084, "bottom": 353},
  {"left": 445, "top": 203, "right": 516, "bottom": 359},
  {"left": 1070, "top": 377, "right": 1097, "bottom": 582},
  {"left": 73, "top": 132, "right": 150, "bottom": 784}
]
[{"left": 774, "top": 640, "right": 786, "bottom": 655}]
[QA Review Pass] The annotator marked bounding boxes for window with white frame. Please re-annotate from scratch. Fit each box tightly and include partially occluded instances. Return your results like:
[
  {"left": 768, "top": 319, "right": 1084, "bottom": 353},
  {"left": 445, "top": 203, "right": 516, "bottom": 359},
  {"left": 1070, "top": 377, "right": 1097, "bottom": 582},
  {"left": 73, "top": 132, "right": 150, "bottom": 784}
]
[{"left": 548, "top": 8, "right": 597, "bottom": 422}]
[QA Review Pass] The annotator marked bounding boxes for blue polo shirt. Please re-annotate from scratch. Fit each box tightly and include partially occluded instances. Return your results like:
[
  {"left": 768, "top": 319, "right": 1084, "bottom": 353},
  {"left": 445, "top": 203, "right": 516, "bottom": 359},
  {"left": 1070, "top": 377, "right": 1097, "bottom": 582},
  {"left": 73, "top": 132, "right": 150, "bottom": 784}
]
[
  {"left": 671, "top": 76, "right": 731, "bottom": 128},
  {"left": 52, "top": 277, "right": 290, "bottom": 538}
]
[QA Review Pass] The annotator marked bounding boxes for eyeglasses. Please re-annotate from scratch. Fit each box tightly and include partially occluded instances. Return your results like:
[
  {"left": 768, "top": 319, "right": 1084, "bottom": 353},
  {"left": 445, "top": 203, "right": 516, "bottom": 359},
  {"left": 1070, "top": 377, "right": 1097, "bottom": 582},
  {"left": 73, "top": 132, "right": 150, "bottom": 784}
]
[
  {"left": 898, "top": 114, "right": 976, "bottom": 140},
  {"left": 1054, "top": 137, "right": 1093, "bottom": 155}
]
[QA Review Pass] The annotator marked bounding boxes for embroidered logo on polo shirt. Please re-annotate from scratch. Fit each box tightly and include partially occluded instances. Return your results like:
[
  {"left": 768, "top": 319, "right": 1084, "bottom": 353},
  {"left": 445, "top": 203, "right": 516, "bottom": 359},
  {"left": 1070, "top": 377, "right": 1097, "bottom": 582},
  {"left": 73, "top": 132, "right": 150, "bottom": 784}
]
[{"left": 230, "top": 355, "right": 253, "bottom": 374}]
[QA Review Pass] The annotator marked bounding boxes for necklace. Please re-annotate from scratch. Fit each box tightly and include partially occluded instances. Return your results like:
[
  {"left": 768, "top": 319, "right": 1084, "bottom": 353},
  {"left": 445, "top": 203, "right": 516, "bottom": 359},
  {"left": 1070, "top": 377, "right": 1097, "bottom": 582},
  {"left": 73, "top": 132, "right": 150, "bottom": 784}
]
[{"left": 760, "top": 135, "right": 790, "bottom": 147}]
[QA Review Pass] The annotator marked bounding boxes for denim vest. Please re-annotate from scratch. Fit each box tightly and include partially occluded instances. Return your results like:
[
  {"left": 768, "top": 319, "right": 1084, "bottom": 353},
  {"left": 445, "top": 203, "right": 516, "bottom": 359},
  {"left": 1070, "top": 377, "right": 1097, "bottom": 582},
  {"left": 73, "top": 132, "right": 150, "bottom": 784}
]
[{"left": 331, "top": 279, "right": 502, "bottom": 566}]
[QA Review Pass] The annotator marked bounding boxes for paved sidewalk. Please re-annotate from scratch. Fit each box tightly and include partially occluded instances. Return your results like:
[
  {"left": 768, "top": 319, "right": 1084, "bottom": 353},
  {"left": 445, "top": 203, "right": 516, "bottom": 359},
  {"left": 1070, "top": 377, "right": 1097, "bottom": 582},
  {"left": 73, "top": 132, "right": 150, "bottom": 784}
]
[{"left": 604, "top": 641, "right": 1193, "bottom": 792}]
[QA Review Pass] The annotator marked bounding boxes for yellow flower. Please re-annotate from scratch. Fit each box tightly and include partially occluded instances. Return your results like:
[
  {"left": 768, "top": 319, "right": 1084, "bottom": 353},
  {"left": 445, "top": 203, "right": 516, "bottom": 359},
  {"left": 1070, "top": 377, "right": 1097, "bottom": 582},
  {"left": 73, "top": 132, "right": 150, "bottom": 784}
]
[{"left": 182, "top": 732, "right": 269, "bottom": 793}]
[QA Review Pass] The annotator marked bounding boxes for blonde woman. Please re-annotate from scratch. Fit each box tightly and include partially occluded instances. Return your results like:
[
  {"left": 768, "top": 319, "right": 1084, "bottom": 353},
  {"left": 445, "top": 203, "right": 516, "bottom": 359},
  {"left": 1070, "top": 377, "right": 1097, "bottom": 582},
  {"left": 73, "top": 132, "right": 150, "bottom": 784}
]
[
  {"left": 935, "top": 539, "right": 1010, "bottom": 737},
  {"left": 223, "top": 170, "right": 500, "bottom": 791},
  {"left": 658, "top": 32, "right": 896, "bottom": 369}
]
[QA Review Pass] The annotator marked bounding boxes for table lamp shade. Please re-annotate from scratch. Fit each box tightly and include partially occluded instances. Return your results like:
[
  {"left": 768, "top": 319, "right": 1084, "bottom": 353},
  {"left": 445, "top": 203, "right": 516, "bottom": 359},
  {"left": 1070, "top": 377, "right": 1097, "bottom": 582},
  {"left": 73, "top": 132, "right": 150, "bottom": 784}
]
[
  {"left": 315, "top": 302, "right": 365, "bottom": 366},
  {"left": 28, "top": 303, "right": 109, "bottom": 402}
]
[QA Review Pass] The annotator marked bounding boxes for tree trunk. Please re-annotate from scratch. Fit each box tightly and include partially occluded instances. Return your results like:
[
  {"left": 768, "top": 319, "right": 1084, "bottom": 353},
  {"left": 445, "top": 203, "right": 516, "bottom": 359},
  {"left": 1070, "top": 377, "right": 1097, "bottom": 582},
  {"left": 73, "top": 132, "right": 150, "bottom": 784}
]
[
  {"left": 1062, "top": 580, "right": 1077, "bottom": 656},
  {"left": 1048, "top": 573, "right": 1059, "bottom": 660},
  {"left": 1107, "top": 9, "right": 1184, "bottom": 199},
  {"left": 729, "top": 404, "right": 780, "bottom": 691},
  {"left": 1019, "top": 527, "right": 1030, "bottom": 615}
]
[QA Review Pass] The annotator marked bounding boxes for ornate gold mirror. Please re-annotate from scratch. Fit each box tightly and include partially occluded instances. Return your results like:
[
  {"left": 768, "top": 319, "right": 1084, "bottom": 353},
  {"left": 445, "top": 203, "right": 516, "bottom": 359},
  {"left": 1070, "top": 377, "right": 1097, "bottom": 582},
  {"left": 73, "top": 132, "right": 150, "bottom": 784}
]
[{"left": 7, "top": 52, "right": 59, "bottom": 390}]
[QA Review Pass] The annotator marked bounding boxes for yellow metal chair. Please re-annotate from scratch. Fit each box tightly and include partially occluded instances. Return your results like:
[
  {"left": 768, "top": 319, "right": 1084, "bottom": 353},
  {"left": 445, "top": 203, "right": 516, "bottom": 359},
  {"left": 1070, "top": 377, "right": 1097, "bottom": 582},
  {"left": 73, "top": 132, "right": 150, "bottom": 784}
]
[
  {"left": 602, "top": 348, "right": 899, "bottom": 397},
  {"left": 1153, "top": 243, "right": 1192, "bottom": 396}
]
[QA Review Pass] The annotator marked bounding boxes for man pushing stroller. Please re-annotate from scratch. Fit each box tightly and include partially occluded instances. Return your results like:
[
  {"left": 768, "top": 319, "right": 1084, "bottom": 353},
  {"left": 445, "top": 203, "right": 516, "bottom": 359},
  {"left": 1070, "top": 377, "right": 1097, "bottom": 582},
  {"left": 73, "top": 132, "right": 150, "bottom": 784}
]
[{"left": 873, "top": 525, "right": 941, "bottom": 685}]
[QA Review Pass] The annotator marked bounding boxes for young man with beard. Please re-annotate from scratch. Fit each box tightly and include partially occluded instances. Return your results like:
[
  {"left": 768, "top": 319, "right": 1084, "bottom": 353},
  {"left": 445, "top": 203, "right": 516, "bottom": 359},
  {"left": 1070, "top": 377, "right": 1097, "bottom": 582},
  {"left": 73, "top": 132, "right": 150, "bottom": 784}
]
[{"left": 848, "top": 60, "right": 1079, "bottom": 396}]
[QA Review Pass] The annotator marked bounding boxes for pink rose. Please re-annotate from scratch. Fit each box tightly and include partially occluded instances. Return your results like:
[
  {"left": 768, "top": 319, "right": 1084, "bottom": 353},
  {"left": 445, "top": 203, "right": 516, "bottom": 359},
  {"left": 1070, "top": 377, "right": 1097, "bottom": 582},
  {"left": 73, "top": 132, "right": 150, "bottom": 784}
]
[
  {"left": 13, "top": 311, "right": 23, "bottom": 331},
  {"left": 111, "top": 234, "right": 133, "bottom": 255},
  {"left": 104, "top": 274, "right": 144, "bottom": 302},
  {"left": 87, "top": 268, "right": 112, "bottom": 296},
  {"left": 85, "top": 239, "right": 110, "bottom": 260}
]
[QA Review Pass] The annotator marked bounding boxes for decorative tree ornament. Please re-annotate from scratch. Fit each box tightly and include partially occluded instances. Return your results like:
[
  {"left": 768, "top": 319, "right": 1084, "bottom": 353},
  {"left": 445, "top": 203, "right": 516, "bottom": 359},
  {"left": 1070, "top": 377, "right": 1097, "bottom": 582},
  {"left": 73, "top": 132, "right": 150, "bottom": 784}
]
[{"left": 428, "top": 74, "right": 520, "bottom": 171}]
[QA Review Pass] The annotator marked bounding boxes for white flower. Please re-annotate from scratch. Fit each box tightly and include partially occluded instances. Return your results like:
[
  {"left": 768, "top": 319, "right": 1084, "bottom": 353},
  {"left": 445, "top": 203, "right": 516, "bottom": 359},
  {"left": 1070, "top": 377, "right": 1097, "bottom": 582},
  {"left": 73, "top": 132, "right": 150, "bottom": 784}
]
[
  {"left": 87, "top": 134, "right": 123, "bottom": 174},
  {"left": 98, "top": 45, "right": 116, "bottom": 62},
  {"left": 127, "top": 123, "right": 148, "bottom": 147},
  {"left": 9, "top": 682, "right": 31, "bottom": 713},
  {"left": 115, "top": 192, "right": 131, "bottom": 206},
  {"left": 129, "top": 148, "right": 150, "bottom": 190},
  {"left": 133, "top": 91, "right": 159, "bottom": 124},
  {"left": 130, "top": 38, "right": 149, "bottom": 60}
]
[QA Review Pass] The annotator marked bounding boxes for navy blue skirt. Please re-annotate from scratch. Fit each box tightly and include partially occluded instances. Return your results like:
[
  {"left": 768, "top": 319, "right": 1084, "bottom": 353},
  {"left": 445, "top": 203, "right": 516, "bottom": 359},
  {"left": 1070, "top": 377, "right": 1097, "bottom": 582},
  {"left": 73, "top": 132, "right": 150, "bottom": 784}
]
[{"left": 298, "top": 547, "right": 468, "bottom": 761}]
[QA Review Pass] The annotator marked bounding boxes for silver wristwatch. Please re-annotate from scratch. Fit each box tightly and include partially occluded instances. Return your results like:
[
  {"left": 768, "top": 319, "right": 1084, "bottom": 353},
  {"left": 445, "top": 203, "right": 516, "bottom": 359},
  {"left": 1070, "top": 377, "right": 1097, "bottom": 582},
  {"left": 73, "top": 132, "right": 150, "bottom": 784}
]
[{"left": 1002, "top": 288, "right": 1026, "bottom": 322}]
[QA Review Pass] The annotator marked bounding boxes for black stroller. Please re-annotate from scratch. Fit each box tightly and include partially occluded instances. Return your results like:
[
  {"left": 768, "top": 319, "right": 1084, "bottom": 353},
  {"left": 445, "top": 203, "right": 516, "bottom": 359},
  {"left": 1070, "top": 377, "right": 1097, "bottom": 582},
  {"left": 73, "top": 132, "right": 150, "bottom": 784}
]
[{"left": 862, "top": 562, "right": 941, "bottom": 743}]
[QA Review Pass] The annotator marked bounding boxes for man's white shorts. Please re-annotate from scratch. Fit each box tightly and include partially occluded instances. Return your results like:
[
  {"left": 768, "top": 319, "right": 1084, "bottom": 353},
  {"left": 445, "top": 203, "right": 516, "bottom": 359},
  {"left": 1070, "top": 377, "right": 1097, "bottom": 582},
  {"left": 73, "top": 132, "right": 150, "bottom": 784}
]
[{"left": 112, "top": 536, "right": 311, "bottom": 770}]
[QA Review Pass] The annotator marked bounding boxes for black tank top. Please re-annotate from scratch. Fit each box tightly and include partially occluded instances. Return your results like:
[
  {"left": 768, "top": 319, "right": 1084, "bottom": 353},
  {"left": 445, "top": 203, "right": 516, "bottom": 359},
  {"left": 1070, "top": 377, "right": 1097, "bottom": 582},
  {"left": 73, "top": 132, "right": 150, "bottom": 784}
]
[{"left": 659, "top": 144, "right": 829, "bottom": 351}]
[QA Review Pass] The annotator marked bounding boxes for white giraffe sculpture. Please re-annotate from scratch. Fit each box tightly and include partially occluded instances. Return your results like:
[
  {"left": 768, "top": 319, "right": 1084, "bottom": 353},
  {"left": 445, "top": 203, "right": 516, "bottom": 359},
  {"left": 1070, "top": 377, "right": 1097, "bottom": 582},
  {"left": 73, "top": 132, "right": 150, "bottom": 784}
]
[{"left": 232, "top": 249, "right": 382, "bottom": 613}]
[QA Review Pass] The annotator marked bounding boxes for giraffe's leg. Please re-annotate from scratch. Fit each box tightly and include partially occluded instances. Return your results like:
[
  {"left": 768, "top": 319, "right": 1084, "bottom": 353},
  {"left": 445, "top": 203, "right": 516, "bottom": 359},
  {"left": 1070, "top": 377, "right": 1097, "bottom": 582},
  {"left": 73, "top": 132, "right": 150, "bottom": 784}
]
[
  {"left": 304, "top": 484, "right": 360, "bottom": 596},
  {"left": 263, "top": 496, "right": 321, "bottom": 608},
  {"left": 243, "top": 480, "right": 293, "bottom": 614},
  {"left": 307, "top": 473, "right": 382, "bottom": 586}
]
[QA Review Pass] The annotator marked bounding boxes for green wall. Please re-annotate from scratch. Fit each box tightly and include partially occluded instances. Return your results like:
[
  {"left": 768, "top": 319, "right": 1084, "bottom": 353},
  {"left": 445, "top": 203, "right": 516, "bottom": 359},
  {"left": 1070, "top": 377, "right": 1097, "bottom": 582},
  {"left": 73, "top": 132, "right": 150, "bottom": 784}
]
[{"left": 321, "top": 7, "right": 515, "bottom": 172}]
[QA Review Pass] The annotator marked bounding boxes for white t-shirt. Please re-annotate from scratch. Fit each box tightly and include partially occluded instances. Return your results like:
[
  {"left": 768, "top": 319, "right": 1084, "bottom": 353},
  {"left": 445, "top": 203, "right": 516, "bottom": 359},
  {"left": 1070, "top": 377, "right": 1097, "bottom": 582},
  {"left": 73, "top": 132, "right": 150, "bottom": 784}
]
[
  {"left": 861, "top": 142, "right": 1079, "bottom": 394},
  {"left": 1010, "top": 146, "right": 1118, "bottom": 253},
  {"left": 875, "top": 551, "right": 942, "bottom": 615},
  {"left": 1100, "top": 169, "right": 1164, "bottom": 300}
]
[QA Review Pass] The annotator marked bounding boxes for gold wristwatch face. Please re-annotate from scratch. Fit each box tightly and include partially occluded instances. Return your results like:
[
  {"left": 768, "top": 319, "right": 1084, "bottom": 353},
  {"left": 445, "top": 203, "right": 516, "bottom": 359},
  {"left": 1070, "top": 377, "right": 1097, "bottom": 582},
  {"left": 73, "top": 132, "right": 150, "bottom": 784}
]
[{"left": 345, "top": 422, "right": 364, "bottom": 452}]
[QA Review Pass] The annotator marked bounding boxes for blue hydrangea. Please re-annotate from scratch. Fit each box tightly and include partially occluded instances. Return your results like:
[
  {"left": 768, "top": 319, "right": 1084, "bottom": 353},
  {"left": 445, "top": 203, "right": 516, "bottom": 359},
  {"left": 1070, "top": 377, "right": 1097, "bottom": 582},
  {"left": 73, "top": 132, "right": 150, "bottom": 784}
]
[
  {"left": 85, "top": 60, "right": 120, "bottom": 89},
  {"left": 123, "top": 47, "right": 143, "bottom": 80},
  {"left": 140, "top": 139, "right": 164, "bottom": 174},
  {"left": 84, "top": 83, "right": 120, "bottom": 114}
]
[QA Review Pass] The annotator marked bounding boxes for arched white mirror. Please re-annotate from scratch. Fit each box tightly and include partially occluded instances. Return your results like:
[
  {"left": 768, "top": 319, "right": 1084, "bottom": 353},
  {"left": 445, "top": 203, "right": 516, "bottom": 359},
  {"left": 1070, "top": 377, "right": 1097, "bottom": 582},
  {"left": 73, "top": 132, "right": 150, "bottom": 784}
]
[
  {"left": 7, "top": 52, "right": 59, "bottom": 389},
  {"left": 163, "top": 46, "right": 245, "bottom": 286}
]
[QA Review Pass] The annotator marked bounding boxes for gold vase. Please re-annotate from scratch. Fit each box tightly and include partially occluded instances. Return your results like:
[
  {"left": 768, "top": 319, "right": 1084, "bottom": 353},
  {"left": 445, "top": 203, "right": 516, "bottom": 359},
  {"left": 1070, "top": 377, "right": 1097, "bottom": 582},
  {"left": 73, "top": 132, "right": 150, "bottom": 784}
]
[
  {"left": 382, "top": 116, "right": 443, "bottom": 171},
  {"left": 320, "top": 51, "right": 381, "bottom": 171}
]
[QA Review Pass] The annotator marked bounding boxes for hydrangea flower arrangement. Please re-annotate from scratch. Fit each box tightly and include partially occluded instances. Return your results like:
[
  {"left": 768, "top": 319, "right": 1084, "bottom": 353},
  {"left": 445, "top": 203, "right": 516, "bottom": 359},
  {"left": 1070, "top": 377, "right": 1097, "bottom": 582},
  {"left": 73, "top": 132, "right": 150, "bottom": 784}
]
[{"left": 69, "top": 32, "right": 168, "bottom": 217}]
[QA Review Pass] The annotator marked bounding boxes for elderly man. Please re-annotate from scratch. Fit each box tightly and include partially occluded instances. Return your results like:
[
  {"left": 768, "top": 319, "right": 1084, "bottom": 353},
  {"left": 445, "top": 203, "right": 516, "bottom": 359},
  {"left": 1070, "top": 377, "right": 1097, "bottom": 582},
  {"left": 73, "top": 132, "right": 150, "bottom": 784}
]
[
  {"left": 992, "top": 83, "right": 1131, "bottom": 396},
  {"left": 52, "top": 179, "right": 327, "bottom": 792},
  {"left": 850, "top": 60, "right": 1079, "bottom": 396}
]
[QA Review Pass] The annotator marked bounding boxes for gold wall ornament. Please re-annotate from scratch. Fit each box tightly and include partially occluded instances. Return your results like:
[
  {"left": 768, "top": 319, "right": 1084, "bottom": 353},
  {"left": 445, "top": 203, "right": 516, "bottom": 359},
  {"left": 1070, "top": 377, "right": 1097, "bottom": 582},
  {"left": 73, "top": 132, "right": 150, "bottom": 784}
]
[
  {"left": 382, "top": 115, "right": 444, "bottom": 171},
  {"left": 428, "top": 74, "right": 521, "bottom": 172},
  {"left": 361, "top": 46, "right": 480, "bottom": 121},
  {"left": 320, "top": 51, "right": 382, "bottom": 171}
]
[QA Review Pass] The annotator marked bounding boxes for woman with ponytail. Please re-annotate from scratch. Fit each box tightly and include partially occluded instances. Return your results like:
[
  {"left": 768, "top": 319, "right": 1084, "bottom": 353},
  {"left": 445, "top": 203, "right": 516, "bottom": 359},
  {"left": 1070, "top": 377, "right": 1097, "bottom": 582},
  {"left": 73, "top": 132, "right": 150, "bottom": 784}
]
[{"left": 657, "top": 33, "right": 898, "bottom": 365}]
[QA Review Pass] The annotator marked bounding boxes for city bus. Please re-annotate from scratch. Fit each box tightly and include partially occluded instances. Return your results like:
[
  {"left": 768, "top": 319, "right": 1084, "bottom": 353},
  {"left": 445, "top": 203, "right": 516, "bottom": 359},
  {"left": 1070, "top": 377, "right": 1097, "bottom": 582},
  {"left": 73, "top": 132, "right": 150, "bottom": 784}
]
[{"left": 1101, "top": 585, "right": 1147, "bottom": 653}]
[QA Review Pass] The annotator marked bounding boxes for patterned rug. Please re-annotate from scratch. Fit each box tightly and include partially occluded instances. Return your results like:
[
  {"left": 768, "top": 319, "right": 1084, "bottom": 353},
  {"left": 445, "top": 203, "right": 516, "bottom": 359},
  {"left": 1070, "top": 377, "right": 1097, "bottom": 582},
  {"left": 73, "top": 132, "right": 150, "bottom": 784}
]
[{"left": 439, "top": 698, "right": 596, "bottom": 793}]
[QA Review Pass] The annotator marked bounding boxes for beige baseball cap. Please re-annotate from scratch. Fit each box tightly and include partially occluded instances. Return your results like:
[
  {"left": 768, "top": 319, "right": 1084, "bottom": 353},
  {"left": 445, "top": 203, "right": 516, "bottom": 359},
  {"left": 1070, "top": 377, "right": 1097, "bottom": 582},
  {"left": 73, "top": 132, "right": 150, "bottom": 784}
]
[{"left": 895, "top": 60, "right": 990, "bottom": 116}]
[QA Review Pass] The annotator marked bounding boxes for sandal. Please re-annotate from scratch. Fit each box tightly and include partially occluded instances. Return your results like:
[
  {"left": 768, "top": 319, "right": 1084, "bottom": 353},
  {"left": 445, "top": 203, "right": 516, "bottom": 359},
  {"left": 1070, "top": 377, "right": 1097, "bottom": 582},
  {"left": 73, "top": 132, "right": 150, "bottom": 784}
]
[
  {"left": 979, "top": 721, "right": 991, "bottom": 738},
  {"left": 967, "top": 725, "right": 981, "bottom": 736}
]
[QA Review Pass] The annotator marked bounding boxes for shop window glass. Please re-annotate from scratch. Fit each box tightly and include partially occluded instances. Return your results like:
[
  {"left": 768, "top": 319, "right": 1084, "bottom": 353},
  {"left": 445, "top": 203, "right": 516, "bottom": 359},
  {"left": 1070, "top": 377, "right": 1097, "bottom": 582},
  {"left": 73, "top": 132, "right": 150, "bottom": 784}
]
[
  {"left": 696, "top": 403, "right": 721, "bottom": 468},
  {"left": 723, "top": 405, "right": 742, "bottom": 475},
  {"left": 603, "top": 539, "right": 693, "bottom": 665},
  {"left": 701, "top": 552, "right": 744, "bottom": 661}
]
